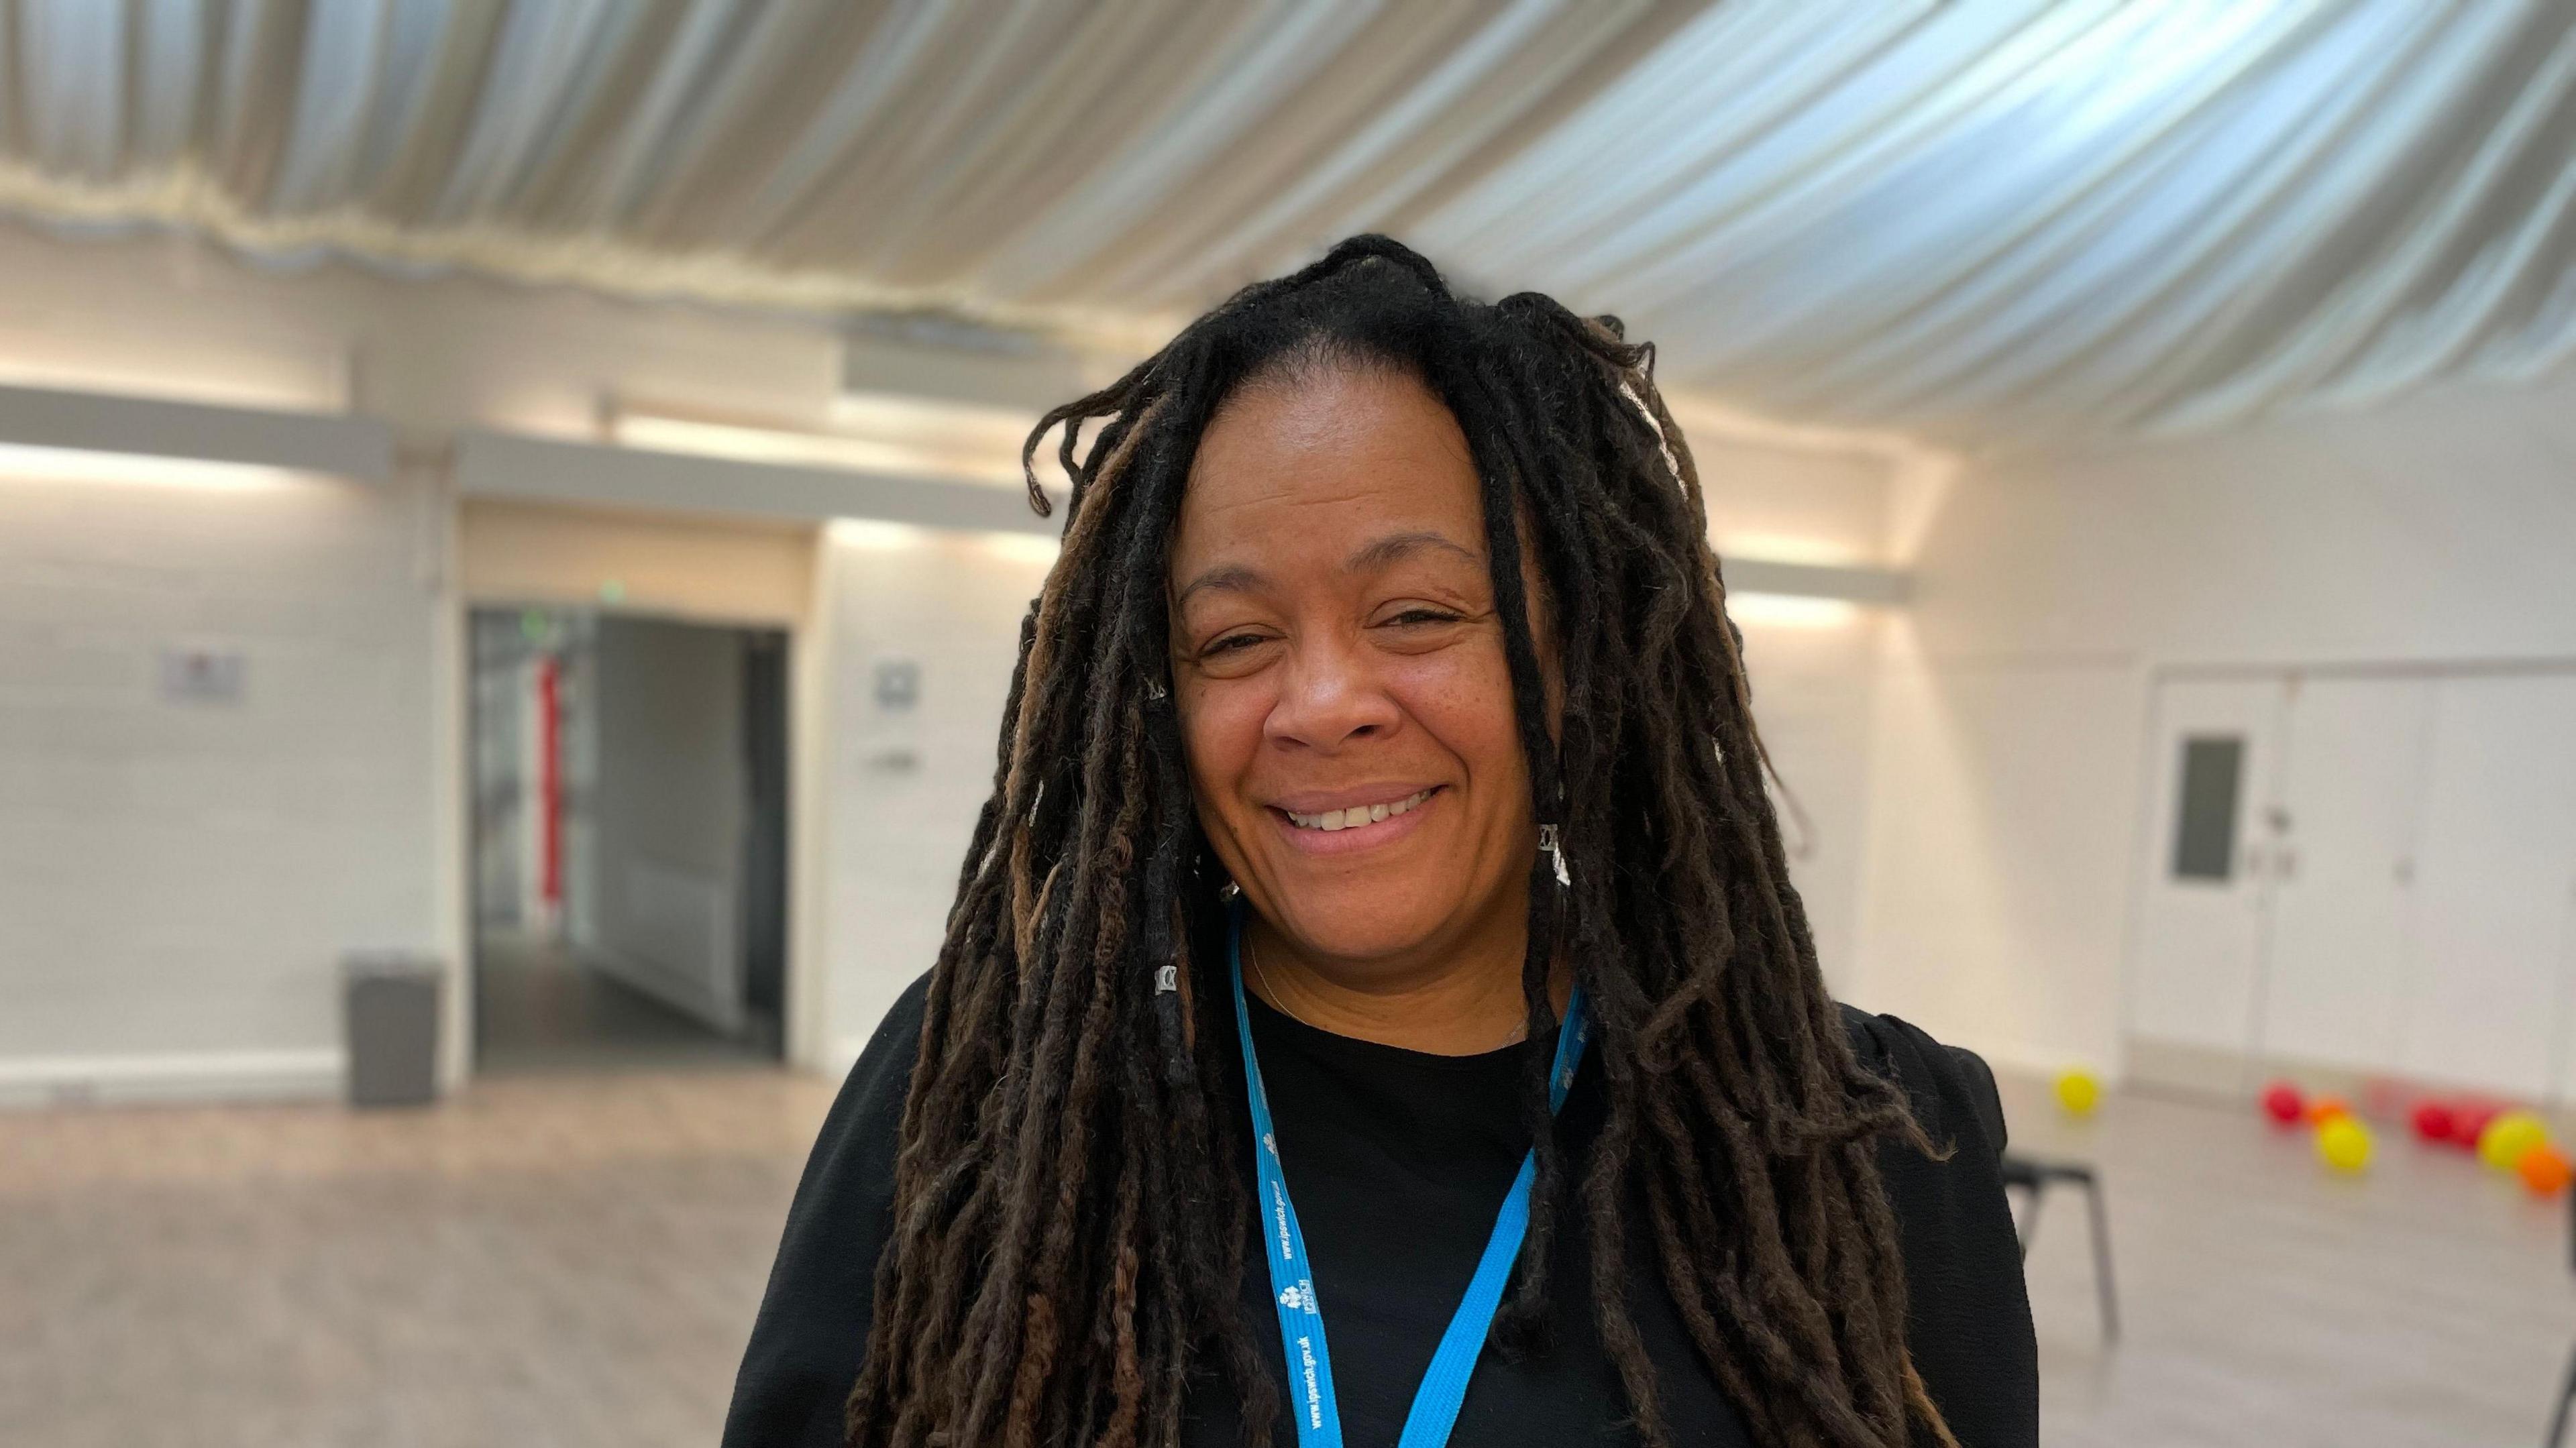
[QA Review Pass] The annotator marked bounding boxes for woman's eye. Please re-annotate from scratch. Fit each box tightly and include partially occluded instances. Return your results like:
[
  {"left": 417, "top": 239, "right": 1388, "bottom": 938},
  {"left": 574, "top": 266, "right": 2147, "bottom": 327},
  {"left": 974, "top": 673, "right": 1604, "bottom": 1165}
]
[
  {"left": 1203, "top": 632, "right": 1267, "bottom": 656},
  {"left": 1384, "top": 608, "right": 1463, "bottom": 628}
]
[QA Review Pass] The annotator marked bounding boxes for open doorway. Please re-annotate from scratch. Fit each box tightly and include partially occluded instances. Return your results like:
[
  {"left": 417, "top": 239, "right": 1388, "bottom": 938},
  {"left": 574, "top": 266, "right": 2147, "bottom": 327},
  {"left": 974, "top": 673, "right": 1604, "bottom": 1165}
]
[{"left": 468, "top": 606, "right": 790, "bottom": 1074}]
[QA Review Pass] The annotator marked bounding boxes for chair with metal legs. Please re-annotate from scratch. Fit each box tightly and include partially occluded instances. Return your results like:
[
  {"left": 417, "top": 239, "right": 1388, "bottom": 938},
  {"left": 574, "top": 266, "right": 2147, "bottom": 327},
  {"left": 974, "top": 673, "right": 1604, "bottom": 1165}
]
[
  {"left": 2546, "top": 1347, "right": 2576, "bottom": 1448},
  {"left": 2000, "top": 1154, "right": 2120, "bottom": 1342}
]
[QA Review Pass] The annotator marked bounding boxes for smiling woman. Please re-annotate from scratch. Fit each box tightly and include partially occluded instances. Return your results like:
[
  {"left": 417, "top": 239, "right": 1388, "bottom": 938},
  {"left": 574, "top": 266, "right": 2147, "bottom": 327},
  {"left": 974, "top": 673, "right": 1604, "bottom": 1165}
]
[
  {"left": 722, "top": 236, "right": 2035, "bottom": 1448},
  {"left": 1172, "top": 366, "right": 1558, "bottom": 1055}
]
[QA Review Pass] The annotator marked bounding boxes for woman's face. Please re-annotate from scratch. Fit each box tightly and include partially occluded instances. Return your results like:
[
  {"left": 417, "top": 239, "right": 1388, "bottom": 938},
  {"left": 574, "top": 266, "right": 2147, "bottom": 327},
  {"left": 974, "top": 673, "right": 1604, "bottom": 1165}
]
[{"left": 1168, "top": 363, "right": 1554, "bottom": 974}]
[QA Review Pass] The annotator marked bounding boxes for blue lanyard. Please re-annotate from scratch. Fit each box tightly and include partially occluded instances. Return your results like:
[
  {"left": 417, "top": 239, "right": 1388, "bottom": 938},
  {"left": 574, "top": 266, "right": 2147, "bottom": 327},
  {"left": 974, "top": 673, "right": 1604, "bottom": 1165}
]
[{"left": 1228, "top": 902, "right": 1590, "bottom": 1448}]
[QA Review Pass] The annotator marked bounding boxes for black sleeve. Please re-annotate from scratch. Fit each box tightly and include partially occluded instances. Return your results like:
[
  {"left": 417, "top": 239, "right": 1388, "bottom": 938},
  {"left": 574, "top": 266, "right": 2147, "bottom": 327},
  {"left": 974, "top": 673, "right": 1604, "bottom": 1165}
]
[
  {"left": 721, "top": 971, "right": 934, "bottom": 1448},
  {"left": 1841, "top": 1005, "right": 2039, "bottom": 1448}
]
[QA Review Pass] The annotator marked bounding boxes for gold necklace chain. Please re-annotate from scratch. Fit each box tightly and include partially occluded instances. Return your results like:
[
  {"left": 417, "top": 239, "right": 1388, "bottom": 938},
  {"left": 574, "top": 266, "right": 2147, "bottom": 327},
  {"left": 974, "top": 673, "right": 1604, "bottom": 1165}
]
[{"left": 1244, "top": 927, "right": 1318, "bottom": 1030}]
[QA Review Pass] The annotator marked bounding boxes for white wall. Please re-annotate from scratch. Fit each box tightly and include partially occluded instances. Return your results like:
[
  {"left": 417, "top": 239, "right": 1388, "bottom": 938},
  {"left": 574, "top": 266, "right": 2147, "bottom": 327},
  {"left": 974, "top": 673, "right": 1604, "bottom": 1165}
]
[
  {"left": 1849, "top": 373, "right": 2576, "bottom": 1077},
  {"left": 816, "top": 526, "right": 1057, "bottom": 1071},
  {"left": 0, "top": 223, "right": 855, "bottom": 1101},
  {"left": 1849, "top": 646, "right": 2143, "bottom": 1074},
  {"left": 1691, "top": 436, "right": 1907, "bottom": 994},
  {"left": 0, "top": 223, "right": 843, "bottom": 431},
  {"left": 1695, "top": 435, "right": 1897, "bottom": 568},
  {"left": 1737, "top": 614, "right": 1891, "bottom": 997},
  {"left": 0, "top": 464, "right": 437, "bottom": 1103},
  {"left": 0, "top": 219, "right": 1913, "bottom": 1097},
  {"left": 583, "top": 615, "right": 750, "bottom": 1034}
]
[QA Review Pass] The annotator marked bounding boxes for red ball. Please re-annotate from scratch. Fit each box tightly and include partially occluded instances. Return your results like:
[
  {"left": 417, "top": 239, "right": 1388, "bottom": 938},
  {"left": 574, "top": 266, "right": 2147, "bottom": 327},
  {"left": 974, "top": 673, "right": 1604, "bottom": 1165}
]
[
  {"left": 2261, "top": 1080, "right": 2306, "bottom": 1125},
  {"left": 2452, "top": 1104, "right": 2500, "bottom": 1150},
  {"left": 2412, "top": 1101, "right": 2456, "bottom": 1144}
]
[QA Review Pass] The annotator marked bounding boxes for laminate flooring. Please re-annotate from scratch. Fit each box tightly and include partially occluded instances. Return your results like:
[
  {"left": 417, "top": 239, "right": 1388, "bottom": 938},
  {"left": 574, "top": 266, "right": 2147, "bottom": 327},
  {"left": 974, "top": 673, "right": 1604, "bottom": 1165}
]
[
  {"left": 3, "top": 1062, "right": 2569, "bottom": 1446},
  {"left": 0, "top": 1068, "right": 839, "bottom": 1448},
  {"left": 2003, "top": 1072, "right": 2574, "bottom": 1448}
]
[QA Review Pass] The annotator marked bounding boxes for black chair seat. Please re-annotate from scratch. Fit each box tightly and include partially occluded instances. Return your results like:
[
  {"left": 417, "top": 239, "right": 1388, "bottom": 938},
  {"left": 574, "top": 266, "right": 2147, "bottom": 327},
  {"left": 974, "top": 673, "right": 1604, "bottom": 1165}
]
[{"left": 2000, "top": 1152, "right": 2118, "bottom": 1342}]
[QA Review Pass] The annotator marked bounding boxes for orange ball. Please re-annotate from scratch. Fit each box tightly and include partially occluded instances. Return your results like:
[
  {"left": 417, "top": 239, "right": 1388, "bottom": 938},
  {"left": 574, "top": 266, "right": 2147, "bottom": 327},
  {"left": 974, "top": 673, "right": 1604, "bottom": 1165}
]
[
  {"left": 2519, "top": 1144, "right": 2573, "bottom": 1198},
  {"left": 2307, "top": 1095, "right": 2352, "bottom": 1125}
]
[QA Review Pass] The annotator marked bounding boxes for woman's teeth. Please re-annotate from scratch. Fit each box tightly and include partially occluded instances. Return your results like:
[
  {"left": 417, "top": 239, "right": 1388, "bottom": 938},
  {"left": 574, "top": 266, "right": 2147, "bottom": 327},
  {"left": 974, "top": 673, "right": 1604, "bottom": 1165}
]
[{"left": 1283, "top": 789, "right": 1433, "bottom": 832}]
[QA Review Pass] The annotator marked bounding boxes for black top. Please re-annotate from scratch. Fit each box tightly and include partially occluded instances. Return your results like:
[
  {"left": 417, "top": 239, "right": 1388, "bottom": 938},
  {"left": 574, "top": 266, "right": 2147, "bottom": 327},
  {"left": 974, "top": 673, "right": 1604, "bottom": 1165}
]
[{"left": 723, "top": 972, "right": 2037, "bottom": 1447}]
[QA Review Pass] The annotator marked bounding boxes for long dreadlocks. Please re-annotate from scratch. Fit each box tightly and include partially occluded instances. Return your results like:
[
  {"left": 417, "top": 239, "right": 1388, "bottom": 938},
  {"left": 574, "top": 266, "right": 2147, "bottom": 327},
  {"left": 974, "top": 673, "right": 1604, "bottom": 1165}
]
[{"left": 843, "top": 235, "right": 1956, "bottom": 1448}]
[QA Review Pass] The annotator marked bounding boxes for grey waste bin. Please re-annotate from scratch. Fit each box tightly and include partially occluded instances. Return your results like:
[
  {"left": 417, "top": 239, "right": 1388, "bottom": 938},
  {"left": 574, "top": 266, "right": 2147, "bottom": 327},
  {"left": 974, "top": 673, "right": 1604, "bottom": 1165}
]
[{"left": 342, "top": 952, "right": 443, "bottom": 1107}]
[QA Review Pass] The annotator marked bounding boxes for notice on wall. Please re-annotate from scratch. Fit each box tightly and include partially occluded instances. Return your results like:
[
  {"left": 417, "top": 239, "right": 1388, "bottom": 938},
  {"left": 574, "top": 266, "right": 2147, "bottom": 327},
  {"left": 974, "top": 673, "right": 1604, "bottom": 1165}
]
[
  {"left": 159, "top": 647, "right": 247, "bottom": 705},
  {"left": 873, "top": 658, "right": 920, "bottom": 712},
  {"left": 865, "top": 657, "right": 922, "bottom": 773}
]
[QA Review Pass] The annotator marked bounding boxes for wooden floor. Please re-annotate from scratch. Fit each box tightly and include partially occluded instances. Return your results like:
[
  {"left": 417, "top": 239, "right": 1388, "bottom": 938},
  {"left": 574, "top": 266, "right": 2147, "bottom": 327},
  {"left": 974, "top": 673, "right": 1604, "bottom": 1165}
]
[
  {"left": 2002, "top": 1072, "right": 2574, "bottom": 1448},
  {"left": 0, "top": 1068, "right": 841, "bottom": 1448},
  {"left": 1, "top": 1064, "right": 2569, "bottom": 1446}
]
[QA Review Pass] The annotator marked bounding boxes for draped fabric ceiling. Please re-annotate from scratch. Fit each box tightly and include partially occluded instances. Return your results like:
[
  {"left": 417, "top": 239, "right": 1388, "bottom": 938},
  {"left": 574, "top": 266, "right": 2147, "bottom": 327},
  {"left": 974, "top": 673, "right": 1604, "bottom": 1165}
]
[{"left": 1, "top": 0, "right": 2573, "bottom": 447}]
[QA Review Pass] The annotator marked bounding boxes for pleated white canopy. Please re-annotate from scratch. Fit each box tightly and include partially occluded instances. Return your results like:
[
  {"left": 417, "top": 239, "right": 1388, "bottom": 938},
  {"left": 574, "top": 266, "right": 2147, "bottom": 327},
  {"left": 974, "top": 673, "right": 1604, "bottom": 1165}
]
[{"left": 1, "top": 0, "right": 2570, "bottom": 445}]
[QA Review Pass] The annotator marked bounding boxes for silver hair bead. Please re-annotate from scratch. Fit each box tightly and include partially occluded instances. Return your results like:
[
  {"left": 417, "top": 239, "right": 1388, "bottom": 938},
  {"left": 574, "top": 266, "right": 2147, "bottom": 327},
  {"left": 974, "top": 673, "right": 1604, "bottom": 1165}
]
[{"left": 1538, "top": 824, "right": 1571, "bottom": 889}]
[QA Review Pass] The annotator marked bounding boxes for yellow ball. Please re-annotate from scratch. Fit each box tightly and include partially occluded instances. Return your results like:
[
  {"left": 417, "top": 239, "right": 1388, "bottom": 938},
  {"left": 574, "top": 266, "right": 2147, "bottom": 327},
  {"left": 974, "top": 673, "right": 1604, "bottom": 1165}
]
[
  {"left": 2055, "top": 1069, "right": 2103, "bottom": 1118},
  {"left": 2318, "top": 1116, "right": 2373, "bottom": 1174},
  {"left": 2479, "top": 1111, "right": 2549, "bottom": 1173}
]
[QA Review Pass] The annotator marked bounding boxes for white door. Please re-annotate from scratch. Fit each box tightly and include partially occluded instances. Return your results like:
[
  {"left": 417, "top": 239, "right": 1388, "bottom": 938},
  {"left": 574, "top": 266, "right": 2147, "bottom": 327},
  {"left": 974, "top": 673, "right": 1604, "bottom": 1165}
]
[
  {"left": 2403, "top": 676, "right": 2576, "bottom": 1099},
  {"left": 2255, "top": 677, "right": 2434, "bottom": 1074},
  {"left": 2128, "top": 677, "right": 2287, "bottom": 1080}
]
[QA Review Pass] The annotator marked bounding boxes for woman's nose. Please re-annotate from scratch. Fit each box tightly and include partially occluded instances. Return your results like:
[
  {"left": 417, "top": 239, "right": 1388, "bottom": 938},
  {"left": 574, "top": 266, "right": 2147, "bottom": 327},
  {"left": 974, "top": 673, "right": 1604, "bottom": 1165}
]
[{"left": 1265, "top": 634, "right": 1399, "bottom": 752}]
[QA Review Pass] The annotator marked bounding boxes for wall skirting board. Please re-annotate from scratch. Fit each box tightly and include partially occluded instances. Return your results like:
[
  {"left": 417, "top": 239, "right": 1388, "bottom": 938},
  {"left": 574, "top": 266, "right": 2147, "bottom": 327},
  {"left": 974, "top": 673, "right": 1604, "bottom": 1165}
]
[{"left": 0, "top": 1048, "right": 347, "bottom": 1109}]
